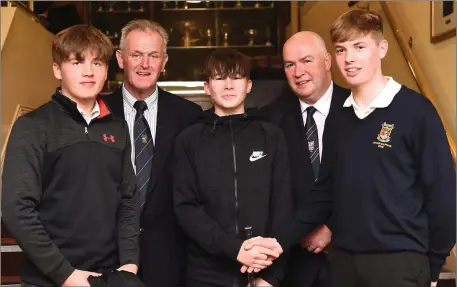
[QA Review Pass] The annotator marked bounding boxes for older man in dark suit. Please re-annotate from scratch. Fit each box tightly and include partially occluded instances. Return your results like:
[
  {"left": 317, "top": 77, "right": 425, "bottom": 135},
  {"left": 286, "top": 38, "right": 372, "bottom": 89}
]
[
  {"left": 261, "top": 31, "right": 350, "bottom": 287},
  {"left": 103, "top": 19, "right": 202, "bottom": 287}
]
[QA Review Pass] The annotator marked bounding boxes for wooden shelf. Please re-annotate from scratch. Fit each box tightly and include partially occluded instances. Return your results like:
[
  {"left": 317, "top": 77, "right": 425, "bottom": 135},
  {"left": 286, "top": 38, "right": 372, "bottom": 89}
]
[
  {"left": 1, "top": 275, "right": 21, "bottom": 284},
  {"left": 162, "top": 7, "right": 274, "bottom": 11},
  {"left": 94, "top": 10, "right": 146, "bottom": 13},
  {"left": 1, "top": 245, "right": 22, "bottom": 253},
  {"left": 87, "top": 1, "right": 285, "bottom": 82},
  {"left": 1, "top": 237, "right": 16, "bottom": 245},
  {"left": 168, "top": 44, "right": 275, "bottom": 50}
]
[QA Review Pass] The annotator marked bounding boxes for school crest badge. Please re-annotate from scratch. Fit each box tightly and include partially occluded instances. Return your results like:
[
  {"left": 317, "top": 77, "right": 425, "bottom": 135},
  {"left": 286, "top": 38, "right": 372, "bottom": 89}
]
[
  {"left": 377, "top": 122, "right": 394, "bottom": 143},
  {"left": 308, "top": 141, "right": 315, "bottom": 152},
  {"left": 141, "top": 134, "right": 148, "bottom": 144}
]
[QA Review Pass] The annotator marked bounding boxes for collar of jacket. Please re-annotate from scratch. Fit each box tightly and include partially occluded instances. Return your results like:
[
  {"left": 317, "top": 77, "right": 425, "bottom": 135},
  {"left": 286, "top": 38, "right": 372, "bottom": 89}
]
[
  {"left": 199, "top": 108, "right": 260, "bottom": 133},
  {"left": 52, "top": 88, "right": 112, "bottom": 123}
]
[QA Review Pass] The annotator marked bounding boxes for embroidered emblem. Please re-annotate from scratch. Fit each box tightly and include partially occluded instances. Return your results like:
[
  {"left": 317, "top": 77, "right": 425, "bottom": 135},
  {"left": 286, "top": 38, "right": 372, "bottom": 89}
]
[
  {"left": 141, "top": 134, "right": 148, "bottom": 144},
  {"left": 308, "top": 141, "right": 315, "bottom": 152},
  {"left": 103, "top": 134, "right": 115, "bottom": 143},
  {"left": 373, "top": 122, "right": 394, "bottom": 148},
  {"left": 377, "top": 122, "right": 394, "bottom": 143}
]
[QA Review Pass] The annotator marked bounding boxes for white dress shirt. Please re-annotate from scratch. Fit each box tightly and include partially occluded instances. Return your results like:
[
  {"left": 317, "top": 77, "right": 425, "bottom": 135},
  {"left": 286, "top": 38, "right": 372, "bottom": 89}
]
[
  {"left": 299, "top": 81, "right": 334, "bottom": 161},
  {"left": 78, "top": 101, "right": 100, "bottom": 125},
  {"left": 122, "top": 85, "right": 159, "bottom": 170},
  {"left": 343, "top": 77, "right": 402, "bottom": 119}
]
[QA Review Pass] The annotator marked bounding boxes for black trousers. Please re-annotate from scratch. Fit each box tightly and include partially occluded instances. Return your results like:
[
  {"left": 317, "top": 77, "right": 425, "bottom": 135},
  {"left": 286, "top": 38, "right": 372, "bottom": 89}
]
[
  {"left": 186, "top": 278, "right": 244, "bottom": 287},
  {"left": 328, "top": 248, "right": 431, "bottom": 287},
  {"left": 281, "top": 248, "right": 330, "bottom": 287}
]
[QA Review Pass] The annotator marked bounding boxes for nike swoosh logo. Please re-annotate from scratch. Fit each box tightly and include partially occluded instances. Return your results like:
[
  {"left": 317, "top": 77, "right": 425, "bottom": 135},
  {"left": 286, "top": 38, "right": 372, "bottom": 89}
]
[{"left": 249, "top": 155, "right": 267, "bottom": 162}]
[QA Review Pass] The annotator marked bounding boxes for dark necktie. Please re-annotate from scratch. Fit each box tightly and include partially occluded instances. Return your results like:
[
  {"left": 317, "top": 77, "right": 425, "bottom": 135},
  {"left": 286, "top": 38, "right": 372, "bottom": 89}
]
[
  {"left": 133, "top": 101, "right": 154, "bottom": 206},
  {"left": 305, "top": 106, "right": 320, "bottom": 180}
]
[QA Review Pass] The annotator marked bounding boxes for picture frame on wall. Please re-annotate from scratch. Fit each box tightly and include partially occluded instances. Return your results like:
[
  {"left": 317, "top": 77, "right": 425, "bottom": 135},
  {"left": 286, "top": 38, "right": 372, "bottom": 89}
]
[{"left": 431, "top": 1, "right": 456, "bottom": 43}]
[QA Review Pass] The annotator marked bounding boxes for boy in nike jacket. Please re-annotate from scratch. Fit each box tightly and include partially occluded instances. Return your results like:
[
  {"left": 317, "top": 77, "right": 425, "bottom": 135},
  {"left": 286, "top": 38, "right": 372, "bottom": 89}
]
[
  {"left": 173, "top": 49, "right": 293, "bottom": 287},
  {"left": 2, "top": 25, "right": 139, "bottom": 287}
]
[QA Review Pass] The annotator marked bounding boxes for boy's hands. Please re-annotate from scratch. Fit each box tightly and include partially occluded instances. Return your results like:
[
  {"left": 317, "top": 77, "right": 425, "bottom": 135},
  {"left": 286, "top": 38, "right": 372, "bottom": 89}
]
[
  {"left": 243, "top": 237, "right": 283, "bottom": 255},
  {"left": 239, "top": 237, "right": 283, "bottom": 273},
  {"left": 61, "top": 269, "right": 101, "bottom": 287},
  {"left": 237, "top": 245, "right": 274, "bottom": 270},
  {"left": 237, "top": 237, "right": 281, "bottom": 271}
]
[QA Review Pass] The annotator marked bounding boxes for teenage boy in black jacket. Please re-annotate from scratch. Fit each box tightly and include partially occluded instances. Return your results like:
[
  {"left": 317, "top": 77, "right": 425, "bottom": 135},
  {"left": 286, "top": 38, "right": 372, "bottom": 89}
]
[
  {"left": 2, "top": 25, "right": 139, "bottom": 287},
  {"left": 173, "top": 49, "right": 292, "bottom": 287}
]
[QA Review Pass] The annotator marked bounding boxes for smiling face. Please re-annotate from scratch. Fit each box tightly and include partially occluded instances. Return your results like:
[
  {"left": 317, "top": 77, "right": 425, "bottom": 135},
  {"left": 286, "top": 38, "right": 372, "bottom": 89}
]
[
  {"left": 283, "top": 32, "right": 332, "bottom": 104},
  {"left": 333, "top": 33, "right": 388, "bottom": 88},
  {"left": 51, "top": 25, "right": 112, "bottom": 104},
  {"left": 53, "top": 50, "right": 108, "bottom": 103},
  {"left": 116, "top": 29, "right": 168, "bottom": 99}
]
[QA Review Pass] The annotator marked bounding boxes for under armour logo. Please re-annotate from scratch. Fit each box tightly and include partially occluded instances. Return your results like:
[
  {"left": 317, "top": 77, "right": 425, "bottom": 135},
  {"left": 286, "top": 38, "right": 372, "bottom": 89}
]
[
  {"left": 249, "top": 151, "right": 267, "bottom": 162},
  {"left": 103, "top": 134, "right": 115, "bottom": 143}
]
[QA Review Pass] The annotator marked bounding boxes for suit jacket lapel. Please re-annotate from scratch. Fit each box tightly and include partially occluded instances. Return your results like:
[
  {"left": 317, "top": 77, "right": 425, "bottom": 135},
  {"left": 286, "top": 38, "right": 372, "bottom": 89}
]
[
  {"left": 103, "top": 88, "right": 181, "bottom": 212},
  {"left": 145, "top": 88, "right": 178, "bottom": 201},
  {"left": 320, "top": 84, "right": 349, "bottom": 176},
  {"left": 326, "top": 84, "right": 347, "bottom": 125},
  {"left": 278, "top": 93, "right": 315, "bottom": 187},
  {"left": 286, "top": 84, "right": 349, "bottom": 182},
  {"left": 102, "top": 89, "right": 125, "bottom": 119},
  {"left": 285, "top": 94, "right": 311, "bottom": 161}
]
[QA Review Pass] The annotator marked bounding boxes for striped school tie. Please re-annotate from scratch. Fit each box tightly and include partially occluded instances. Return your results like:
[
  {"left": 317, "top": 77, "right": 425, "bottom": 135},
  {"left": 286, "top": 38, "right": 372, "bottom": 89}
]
[
  {"left": 133, "top": 100, "right": 154, "bottom": 207},
  {"left": 304, "top": 106, "right": 320, "bottom": 180}
]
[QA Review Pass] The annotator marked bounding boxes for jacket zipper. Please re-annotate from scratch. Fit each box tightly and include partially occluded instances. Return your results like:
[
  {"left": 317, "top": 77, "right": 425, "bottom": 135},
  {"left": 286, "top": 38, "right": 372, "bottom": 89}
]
[
  {"left": 84, "top": 126, "right": 89, "bottom": 138},
  {"left": 229, "top": 120, "right": 240, "bottom": 287}
]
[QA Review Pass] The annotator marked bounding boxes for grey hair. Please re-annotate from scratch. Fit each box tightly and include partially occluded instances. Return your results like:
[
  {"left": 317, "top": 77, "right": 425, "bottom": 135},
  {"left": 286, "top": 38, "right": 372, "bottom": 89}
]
[{"left": 119, "top": 19, "right": 169, "bottom": 53}]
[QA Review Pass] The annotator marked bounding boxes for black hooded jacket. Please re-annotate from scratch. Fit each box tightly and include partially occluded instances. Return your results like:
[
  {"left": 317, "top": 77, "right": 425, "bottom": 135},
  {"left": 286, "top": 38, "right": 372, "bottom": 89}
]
[{"left": 173, "top": 109, "right": 293, "bottom": 287}]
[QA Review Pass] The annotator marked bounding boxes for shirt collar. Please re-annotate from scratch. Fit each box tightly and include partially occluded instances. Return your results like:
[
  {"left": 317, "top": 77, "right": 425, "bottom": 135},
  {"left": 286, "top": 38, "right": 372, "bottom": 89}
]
[
  {"left": 78, "top": 100, "right": 100, "bottom": 120},
  {"left": 122, "top": 84, "right": 159, "bottom": 113},
  {"left": 299, "top": 81, "right": 334, "bottom": 116},
  {"left": 343, "top": 77, "right": 402, "bottom": 108}
]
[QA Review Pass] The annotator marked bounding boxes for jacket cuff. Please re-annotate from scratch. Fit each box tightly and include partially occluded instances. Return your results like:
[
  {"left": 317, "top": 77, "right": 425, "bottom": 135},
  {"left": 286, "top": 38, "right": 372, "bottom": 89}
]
[
  {"left": 277, "top": 221, "right": 315, "bottom": 252},
  {"left": 224, "top": 238, "right": 243, "bottom": 261},
  {"left": 120, "top": 249, "right": 140, "bottom": 267},
  {"left": 257, "top": 254, "right": 286, "bottom": 287},
  {"left": 47, "top": 260, "right": 75, "bottom": 286},
  {"left": 120, "top": 257, "right": 139, "bottom": 267},
  {"left": 429, "top": 262, "right": 441, "bottom": 282}
]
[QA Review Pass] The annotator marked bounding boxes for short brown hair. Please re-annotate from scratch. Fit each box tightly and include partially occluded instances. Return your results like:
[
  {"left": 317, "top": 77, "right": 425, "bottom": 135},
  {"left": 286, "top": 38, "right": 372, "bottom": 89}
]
[
  {"left": 203, "top": 49, "right": 251, "bottom": 81},
  {"left": 330, "top": 9, "right": 384, "bottom": 45},
  {"left": 119, "top": 19, "right": 169, "bottom": 52},
  {"left": 52, "top": 25, "right": 113, "bottom": 65}
]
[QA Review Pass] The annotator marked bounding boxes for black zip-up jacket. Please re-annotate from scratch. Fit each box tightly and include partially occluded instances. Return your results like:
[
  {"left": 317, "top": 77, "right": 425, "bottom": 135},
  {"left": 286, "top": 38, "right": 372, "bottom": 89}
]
[
  {"left": 173, "top": 109, "right": 293, "bottom": 287},
  {"left": 2, "top": 91, "right": 139, "bottom": 286}
]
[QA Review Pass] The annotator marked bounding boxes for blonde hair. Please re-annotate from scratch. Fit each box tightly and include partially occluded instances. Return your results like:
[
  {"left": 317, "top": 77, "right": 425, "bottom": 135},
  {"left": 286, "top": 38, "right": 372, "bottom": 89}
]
[
  {"left": 119, "top": 19, "right": 169, "bottom": 53},
  {"left": 330, "top": 9, "right": 384, "bottom": 45}
]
